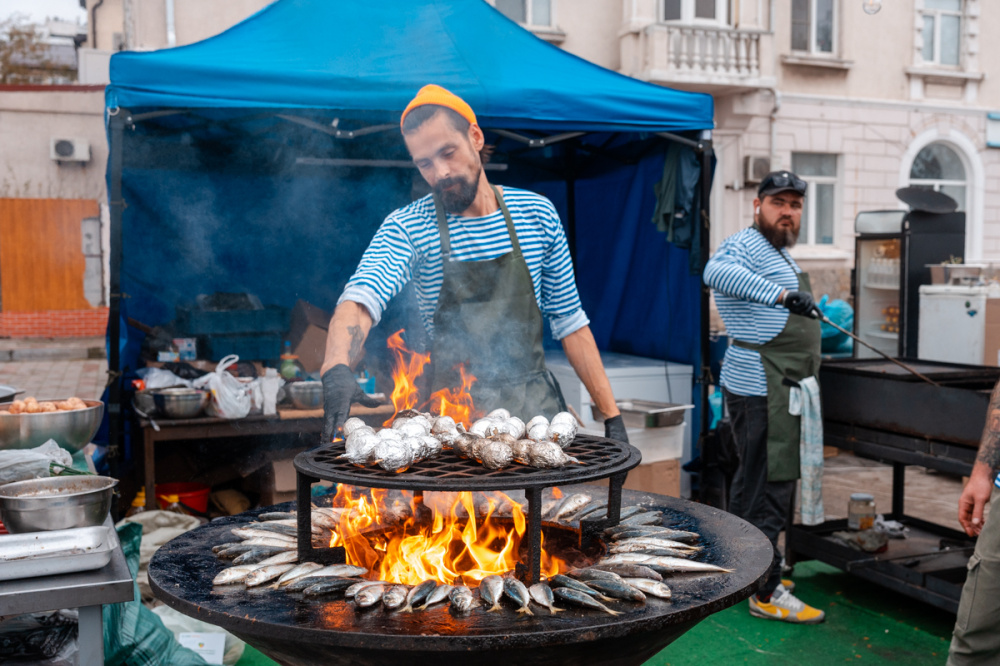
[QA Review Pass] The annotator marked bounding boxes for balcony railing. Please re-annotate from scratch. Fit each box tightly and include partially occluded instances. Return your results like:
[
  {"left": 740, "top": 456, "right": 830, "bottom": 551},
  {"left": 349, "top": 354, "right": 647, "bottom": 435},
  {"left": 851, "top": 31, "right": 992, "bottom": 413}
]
[{"left": 636, "top": 23, "right": 772, "bottom": 90}]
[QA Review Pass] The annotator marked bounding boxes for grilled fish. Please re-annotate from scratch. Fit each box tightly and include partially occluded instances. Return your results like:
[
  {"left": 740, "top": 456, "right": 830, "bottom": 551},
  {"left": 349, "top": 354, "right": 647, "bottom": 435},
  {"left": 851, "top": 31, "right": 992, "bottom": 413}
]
[
  {"left": 213, "top": 542, "right": 242, "bottom": 554},
  {"left": 624, "top": 578, "right": 672, "bottom": 599},
  {"left": 246, "top": 563, "right": 296, "bottom": 588},
  {"left": 607, "top": 527, "right": 700, "bottom": 543},
  {"left": 567, "top": 568, "right": 623, "bottom": 583},
  {"left": 552, "top": 587, "right": 621, "bottom": 616},
  {"left": 277, "top": 562, "right": 323, "bottom": 586},
  {"left": 233, "top": 547, "right": 297, "bottom": 566},
  {"left": 585, "top": 579, "right": 645, "bottom": 602},
  {"left": 569, "top": 500, "right": 607, "bottom": 522},
  {"left": 212, "top": 565, "right": 256, "bottom": 586},
  {"left": 503, "top": 577, "right": 533, "bottom": 615},
  {"left": 239, "top": 537, "right": 298, "bottom": 549},
  {"left": 547, "top": 575, "right": 615, "bottom": 602},
  {"left": 618, "top": 506, "right": 647, "bottom": 520},
  {"left": 346, "top": 580, "right": 385, "bottom": 598},
  {"left": 231, "top": 527, "right": 296, "bottom": 542},
  {"left": 301, "top": 577, "right": 358, "bottom": 598},
  {"left": 418, "top": 584, "right": 454, "bottom": 610},
  {"left": 599, "top": 554, "right": 732, "bottom": 573},
  {"left": 449, "top": 585, "right": 477, "bottom": 613},
  {"left": 282, "top": 575, "right": 358, "bottom": 592},
  {"left": 402, "top": 580, "right": 437, "bottom": 612},
  {"left": 620, "top": 511, "right": 664, "bottom": 526},
  {"left": 587, "top": 563, "right": 663, "bottom": 581},
  {"left": 355, "top": 585, "right": 386, "bottom": 608},
  {"left": 245, "top": 522, "right": 297, "bottom": 537},
  {"left": 383, "top": 585, "right": 409, "bottom": 611},
  {"left": 480, "top": 575, "right": 504, "bottom": 612},
  {"left": 528, "top": 583, "right": 563, "bottom": 613},
  {"left": 553, "top": 494, "right": 592, "bottom": 522},
  {"left": 258, "top": 511, "right": 297, "bottom": 521},
  {"left": 613, "top": 537, "right": 701, "bottom": 551}
]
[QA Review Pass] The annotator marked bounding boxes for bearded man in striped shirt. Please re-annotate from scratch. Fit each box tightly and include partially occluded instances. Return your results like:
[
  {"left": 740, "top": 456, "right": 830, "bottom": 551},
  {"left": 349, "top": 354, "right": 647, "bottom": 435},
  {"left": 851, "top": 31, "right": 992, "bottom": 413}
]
[
  {"left": 704, "top": 171, "right": 825, "bottom": 624},
  {"left": 318, "top": 85, "right": 627, "bottom": 448}
]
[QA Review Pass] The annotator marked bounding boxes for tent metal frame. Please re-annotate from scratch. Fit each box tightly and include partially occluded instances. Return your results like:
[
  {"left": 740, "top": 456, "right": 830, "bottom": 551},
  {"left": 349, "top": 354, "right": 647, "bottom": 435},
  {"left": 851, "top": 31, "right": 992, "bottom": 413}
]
[{"left": 105, "top": 108, "right": 714, "bottom": 488}]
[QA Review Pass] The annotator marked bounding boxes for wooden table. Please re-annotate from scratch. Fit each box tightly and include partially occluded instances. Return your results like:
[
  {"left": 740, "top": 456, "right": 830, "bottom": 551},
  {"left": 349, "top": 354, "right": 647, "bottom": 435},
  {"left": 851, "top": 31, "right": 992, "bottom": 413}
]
[{"left": 138, "top": 404, "right": 393, "bottom": 510}]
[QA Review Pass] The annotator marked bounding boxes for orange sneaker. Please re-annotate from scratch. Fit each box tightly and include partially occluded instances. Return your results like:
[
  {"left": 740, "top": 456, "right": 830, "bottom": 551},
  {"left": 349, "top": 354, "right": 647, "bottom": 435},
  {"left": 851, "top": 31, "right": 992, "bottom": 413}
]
[{"left": 749, "top": 584, "right": 825, "bottom": 624}]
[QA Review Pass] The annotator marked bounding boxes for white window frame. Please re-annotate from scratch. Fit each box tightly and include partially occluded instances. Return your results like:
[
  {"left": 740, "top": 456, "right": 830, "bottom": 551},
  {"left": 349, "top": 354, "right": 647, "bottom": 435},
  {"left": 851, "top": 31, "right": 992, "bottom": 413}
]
[
  {"left": 919, "top": 1, "right": 963, "bottom": 67},
  {"left": 792, "top": 153, "right": 839, "bottom": 246},
  {"left": 661, "top": 0, "right": 729, "bottom": 26},
  {"left": 791, "top": 0, "right": 837, "bottom": 56},
  {"left": 490, "top": 0, "right": 555, "bottom": 30}
]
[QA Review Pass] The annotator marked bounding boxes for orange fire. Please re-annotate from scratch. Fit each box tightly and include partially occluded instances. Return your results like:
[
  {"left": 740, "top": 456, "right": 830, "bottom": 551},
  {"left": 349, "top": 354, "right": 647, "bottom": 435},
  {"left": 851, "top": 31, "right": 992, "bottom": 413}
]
[
  {"left": 382, "top": 329, "right": 480, "bottom": 428},
  {"left": 328, "top": 485, "right": 566, "bottom": 586},
  {"left": 383, "top": 330, "right": 431, "bottom": 426}
]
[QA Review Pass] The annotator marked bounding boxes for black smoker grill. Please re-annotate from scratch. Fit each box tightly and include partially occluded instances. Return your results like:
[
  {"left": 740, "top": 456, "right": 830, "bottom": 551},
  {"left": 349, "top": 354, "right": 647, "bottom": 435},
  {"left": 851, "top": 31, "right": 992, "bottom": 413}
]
[
  {"left": 294, "top": 433, "right": 641, "bottom": 584},
  {"left": 149, "top": 486, "right": 772, "bottom": 666},
  {"left": 787, "top": 358, "right": 1000, "bottom": 612}
]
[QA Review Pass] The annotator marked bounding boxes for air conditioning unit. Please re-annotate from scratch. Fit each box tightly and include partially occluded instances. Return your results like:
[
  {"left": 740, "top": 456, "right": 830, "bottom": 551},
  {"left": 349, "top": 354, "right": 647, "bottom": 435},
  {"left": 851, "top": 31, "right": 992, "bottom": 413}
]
[
  {"left": 50, "top": 138, "right": 91, "bottom": 163},
  {"left": 743, "top": 155, "right": 770, "bottom": 186}
]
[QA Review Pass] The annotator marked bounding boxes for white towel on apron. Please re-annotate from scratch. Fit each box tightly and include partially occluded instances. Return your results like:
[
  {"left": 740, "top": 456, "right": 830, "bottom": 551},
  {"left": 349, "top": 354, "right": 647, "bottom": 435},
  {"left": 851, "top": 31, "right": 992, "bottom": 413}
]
[{"left": 789, "top": 376, "right": 824, "bottom": 526}]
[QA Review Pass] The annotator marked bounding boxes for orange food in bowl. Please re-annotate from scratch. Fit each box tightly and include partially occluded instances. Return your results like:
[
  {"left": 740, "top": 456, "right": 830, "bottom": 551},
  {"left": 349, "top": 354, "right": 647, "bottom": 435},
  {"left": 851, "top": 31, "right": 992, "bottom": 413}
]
[{"left": 7, "top": 396, "right": 88, "bottom": 414}]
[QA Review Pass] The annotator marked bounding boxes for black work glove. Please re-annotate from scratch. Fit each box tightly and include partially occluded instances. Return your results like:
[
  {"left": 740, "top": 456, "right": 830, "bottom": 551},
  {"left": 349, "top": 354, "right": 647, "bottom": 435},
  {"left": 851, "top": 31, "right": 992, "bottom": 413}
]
[
  {"left": 320, "top": 364, "right": 382, "bottom": 445},
  {"left": 780, "top": 290, "right": 818, "bottom": 317},
  {"left": 604, "top": 414, "right": 629, "bottom": 445}
]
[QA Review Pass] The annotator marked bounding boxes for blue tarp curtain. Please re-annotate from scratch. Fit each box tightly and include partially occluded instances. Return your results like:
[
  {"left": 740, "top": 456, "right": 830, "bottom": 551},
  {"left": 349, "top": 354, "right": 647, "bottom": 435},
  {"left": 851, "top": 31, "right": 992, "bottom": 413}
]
[{"left": 104, "top": 0, "right": 714, "bottom": 450}]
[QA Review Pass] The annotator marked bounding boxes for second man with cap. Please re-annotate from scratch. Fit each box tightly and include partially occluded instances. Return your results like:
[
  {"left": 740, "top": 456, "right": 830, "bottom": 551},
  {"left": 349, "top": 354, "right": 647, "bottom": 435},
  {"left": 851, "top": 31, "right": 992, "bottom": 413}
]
[
  {"left": 704, "top": 170, "right": 825, "bottom": 624},
  {"left": 319, "top": 84, "right": 628, "bottom": 446}
]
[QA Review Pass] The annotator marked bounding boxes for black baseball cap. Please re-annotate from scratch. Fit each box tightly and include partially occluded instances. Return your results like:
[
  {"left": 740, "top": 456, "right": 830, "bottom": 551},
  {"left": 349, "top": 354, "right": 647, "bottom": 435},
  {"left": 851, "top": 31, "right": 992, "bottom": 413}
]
[{"left": 758, "top": 170, "right": 807, "bottom": 198}]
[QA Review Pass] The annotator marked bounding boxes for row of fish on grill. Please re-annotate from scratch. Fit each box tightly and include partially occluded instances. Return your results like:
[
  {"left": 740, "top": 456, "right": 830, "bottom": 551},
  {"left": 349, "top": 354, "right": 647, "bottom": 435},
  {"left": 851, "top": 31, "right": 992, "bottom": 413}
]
[
  {"left": 340, "top": 408, "right": 583, "bottom": 473},
  {"left": 209, "top": 496, "right": 731, "bottom": 616}
]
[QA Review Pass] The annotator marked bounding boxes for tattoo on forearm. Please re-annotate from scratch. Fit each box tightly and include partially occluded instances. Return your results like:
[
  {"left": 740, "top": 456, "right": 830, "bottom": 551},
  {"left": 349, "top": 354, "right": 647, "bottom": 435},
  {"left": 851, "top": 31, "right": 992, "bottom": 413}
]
[
  {"left": 347, "top": 325, "right": 363, "bottom": 366},
  {"left": 979, "top": 380, "right": 1000, "bottom": 469}
]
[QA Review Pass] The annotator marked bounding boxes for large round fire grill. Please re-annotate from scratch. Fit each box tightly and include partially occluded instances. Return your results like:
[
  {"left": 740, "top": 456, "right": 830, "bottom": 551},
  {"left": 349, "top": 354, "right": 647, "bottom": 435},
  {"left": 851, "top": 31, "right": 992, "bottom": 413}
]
[
  {"left": 294, "top": 433, "right": 644, "bottom": 583},
  {"left": 149, "top": 487, "right": 771, "bottom": 666}
]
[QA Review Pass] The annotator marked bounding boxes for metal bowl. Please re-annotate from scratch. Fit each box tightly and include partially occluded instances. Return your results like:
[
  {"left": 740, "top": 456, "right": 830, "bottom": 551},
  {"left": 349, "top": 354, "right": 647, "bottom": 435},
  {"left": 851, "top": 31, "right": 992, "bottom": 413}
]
[
  {"left": 0, "top": 475, "right": 118, "bottom": 533},
  {"left": 152, "top": 388, "right": 209, "bottom": 419},
  {"left": 0, "top": 399, "right": 104, "bottom": 454},
  {"left": 288, "top": 381, "right": 323, "bottom": 409},
  {"left": 134, "top": 390, "right": 157, "bottom": 416}
]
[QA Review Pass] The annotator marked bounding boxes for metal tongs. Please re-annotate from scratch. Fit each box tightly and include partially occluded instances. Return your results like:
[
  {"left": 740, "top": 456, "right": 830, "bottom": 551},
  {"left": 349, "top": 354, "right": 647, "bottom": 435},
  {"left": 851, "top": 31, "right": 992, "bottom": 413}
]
[{"left": 809, "top": 305, "right": 940, "bottom": 387}]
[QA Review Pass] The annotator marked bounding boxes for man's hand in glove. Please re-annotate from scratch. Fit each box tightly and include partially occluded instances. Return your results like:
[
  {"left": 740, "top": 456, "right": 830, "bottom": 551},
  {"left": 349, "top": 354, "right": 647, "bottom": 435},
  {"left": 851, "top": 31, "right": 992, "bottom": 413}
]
[
  {"left": 780, "top": 290, "right": 817, "bottom": 317},
  {"left": 320, "top": 364, "right": 382, "bottom": 445},
  {"left": 604, "top": 414, "right": 629, "bottom": 444}
]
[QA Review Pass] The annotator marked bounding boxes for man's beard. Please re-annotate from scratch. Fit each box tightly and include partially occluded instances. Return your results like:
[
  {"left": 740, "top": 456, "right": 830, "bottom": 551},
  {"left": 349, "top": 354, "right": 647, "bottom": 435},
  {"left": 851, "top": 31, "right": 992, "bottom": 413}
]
[
  {"left": 758, "top": 217, "right": 799, "bottom": 249},
  {"left": 434, "top": 168, "right": 481, "bottom": 214}
]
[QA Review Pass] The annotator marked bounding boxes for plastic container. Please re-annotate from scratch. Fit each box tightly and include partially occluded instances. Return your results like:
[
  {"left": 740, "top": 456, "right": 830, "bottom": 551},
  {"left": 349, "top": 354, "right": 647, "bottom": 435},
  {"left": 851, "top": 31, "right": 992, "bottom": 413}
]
[
  {"left": 155, "top": 482, "right": 210, "bottom": 515},
  {"left": 848, "top": 492, "right": 876, "bottom": 530}
]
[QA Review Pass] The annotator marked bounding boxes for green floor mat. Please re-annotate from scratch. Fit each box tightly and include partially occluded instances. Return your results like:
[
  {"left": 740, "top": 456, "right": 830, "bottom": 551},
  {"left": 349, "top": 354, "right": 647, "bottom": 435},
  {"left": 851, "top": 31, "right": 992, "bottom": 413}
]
[
  {"left": 647, "top": 561, "right": 957, "bottom": 665},
  {"left": 235, "top": 645, "right": 279, "bottom": 666}
]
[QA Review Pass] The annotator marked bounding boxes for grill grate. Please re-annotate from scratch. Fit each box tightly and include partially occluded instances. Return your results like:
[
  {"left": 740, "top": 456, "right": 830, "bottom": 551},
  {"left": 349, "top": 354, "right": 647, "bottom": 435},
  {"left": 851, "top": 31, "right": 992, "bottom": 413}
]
[
  {"left": 294, "top": 434, "right": 642, "bottom": 584},
  {"left": 294, "top": 434, "right": 638, "bottom": 491}
]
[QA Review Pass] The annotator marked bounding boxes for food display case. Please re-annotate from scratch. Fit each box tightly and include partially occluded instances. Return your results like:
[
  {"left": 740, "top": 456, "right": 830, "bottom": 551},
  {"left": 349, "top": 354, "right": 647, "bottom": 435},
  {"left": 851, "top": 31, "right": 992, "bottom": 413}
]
[{"left": 852, "top": 209, "right": 965, "bottom": 358}]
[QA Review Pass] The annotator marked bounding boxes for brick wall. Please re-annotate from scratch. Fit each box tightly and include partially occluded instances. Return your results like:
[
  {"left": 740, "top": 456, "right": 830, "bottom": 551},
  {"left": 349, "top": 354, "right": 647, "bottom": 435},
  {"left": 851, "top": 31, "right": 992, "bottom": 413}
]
[{"left": 0, "top": 308, "right": 108, "bottom": 338}]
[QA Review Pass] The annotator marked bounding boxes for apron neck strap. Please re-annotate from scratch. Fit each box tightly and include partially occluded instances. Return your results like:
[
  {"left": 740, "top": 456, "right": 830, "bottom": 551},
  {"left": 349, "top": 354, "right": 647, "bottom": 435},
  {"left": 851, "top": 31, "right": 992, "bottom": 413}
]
[{"left": 433, "top": 184, "right": 521, "bottom": 259}]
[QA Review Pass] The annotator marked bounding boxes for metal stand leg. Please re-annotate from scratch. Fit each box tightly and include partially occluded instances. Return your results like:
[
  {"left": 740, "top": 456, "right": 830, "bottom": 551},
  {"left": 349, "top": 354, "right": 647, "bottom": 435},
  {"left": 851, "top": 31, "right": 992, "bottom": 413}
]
[
  {"left": 892, "top": 462, "right": 905, "bottom": 519},
  {"left": 524, "top": 487, "right": 543, "bottom": 585},
  {"left": 143, "top": 429, "right": 156, "bottom": 510},
  {"left": 77, "top": 605, "right": 103, "bottom": 665},
  {"left": 579, "top": 472, "right": 628, "bottom": 550},
  {"left": 297, "top": 471, "right": 316, "bottom": 562}
]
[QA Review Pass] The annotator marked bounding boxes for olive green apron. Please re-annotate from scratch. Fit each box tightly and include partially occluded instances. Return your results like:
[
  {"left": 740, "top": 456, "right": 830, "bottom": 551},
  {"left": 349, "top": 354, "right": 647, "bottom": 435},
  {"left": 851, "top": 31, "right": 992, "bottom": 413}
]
[
  {"left": 733, "top": 254, "right": 821, "bottom": 482},
  {"left": 429, "top": 185, "right": 566, "bottom": 421}
]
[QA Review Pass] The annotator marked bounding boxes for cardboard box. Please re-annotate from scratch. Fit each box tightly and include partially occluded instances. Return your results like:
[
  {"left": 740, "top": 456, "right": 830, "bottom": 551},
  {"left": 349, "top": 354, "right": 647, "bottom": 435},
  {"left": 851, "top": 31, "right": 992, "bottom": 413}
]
[
  {"left": 593, "top": 458, "right": 681, "bottom": 497},
  {"left": 288, "top": 300, "right": 331, "bottom": 374},
  {"left": 245, "top": 454, "right": 332, "bottom": 506}
]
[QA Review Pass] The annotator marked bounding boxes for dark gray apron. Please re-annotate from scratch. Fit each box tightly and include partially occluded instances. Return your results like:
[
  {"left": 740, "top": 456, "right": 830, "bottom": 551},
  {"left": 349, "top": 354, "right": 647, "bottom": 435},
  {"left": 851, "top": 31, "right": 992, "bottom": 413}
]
[
  {"left": 733, "top": 251, "right": 821, "bottom": 481},
  {"left": 429, "top": 185, "right": 566, "bottom": 421}
]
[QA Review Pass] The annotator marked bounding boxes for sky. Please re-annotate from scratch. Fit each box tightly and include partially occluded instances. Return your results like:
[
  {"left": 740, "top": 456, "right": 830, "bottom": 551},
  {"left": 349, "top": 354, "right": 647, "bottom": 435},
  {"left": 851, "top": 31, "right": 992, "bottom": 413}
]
[{"left": 3, "top": 0, "right": 87, "bottom": 24}]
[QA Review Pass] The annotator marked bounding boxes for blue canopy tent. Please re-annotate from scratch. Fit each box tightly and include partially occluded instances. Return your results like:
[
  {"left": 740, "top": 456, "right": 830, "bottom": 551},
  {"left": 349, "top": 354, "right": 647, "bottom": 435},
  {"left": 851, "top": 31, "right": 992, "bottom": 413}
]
[{"left": 104, "top": 0, "right": 715, "bottom": 474}]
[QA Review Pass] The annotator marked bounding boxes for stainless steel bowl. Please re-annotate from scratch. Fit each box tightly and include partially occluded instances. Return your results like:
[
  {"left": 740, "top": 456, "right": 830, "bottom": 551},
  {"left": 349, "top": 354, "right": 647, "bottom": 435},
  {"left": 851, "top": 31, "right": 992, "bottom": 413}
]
[
  {"left": 152, "top": 388, "right": 209, "bottom": 419},
  {"left": 288, "top": 381, "right": 323, "bottom": 409},
  {"left": 0, "top": 475, "right": 117, "bottom": 533},
  {"left": 0, "top": 400, "right": 104, "bottom": 454},
  {"left": 134, "top": 390, "right": 157, "bottom": 416}
]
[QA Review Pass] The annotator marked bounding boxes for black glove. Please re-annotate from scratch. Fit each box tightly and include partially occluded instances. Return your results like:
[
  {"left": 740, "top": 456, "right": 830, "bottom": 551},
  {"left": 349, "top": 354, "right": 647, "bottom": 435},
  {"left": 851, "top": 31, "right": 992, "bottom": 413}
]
[
  {"left": 780, "top": 290, "right": 817, "bottom": 317},
  {"left": 604, "top": 414, "right": 629, "bottom": 445},
  {"left": 320, "top": 364, "right": 382, "bottom": 445}
]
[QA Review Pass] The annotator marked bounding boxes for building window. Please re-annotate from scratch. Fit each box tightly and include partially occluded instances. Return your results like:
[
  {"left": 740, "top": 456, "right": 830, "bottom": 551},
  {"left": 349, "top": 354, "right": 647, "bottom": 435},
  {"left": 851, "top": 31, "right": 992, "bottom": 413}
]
[
  {"left": 791, "top": 0, "right": 834, "bottom": 54},
  {"left": 909, "top": 142, "right": 966, "bottom": 210},
  {"left": 920, "top": 0, "right": 962, "bottom": 66},
  {"left": 662, "top": 0, "right": 728, "bottom": 24},
  {"left": 792, "top": 153, "right": 838, "bottom": 245},
  {"left": 495, "top": 0, "right": 552, "bottom": 27}
]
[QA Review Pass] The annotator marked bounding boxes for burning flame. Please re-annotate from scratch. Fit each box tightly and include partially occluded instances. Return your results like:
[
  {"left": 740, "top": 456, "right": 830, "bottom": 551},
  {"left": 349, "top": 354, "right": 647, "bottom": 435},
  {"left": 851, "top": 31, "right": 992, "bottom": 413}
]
[
  {"left": 328, "top": 485, "right": 566, "bottom": 586},
  {"left": 382, "top": 329, "right": 480, "bottom": 428},
  {"left": 384, "top": 330, "right": 431, "bottom": 426}
]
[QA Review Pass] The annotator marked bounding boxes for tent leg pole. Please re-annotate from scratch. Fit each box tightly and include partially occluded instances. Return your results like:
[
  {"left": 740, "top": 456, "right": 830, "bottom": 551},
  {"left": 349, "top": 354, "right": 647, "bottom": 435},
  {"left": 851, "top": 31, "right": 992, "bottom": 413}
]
[
  {"left": 564, "top": 144, "right": 577, "bottom": 262},
  {"left": 697, "top": 141, "right": 714, "bottom": 450},
  {"left": 107, "top": 109, "right": 128, "bottom": 512}
]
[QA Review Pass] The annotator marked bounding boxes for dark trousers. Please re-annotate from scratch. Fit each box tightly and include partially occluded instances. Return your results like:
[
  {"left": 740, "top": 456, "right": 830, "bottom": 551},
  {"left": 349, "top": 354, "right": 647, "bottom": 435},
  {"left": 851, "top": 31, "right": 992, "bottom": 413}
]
[{"left": 724, "top": 388, "right": 796, "bottom": 598}]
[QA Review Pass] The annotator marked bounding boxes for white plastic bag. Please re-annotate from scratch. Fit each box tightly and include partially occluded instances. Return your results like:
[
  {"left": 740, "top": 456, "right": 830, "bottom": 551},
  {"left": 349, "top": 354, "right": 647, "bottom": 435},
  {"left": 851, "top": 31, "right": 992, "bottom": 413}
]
[
  {"left": 192, "top": 355, "right": 252, "bottom": 419},
  {"left": 0, "top": 440, "right": 73, "bottom": 485},
  {"left": 136, "top": 367, "right": 192, "bottom": 389}
]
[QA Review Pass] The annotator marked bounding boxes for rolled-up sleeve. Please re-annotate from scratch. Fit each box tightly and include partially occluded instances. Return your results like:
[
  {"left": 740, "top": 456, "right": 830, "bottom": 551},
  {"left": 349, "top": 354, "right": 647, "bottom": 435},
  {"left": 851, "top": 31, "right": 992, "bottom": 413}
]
[
  {"left": 538, "top": 199, "right": 588, "bottom": 340},
  {"left": 704, "top": 240, "right": 784, "bottom": 307},
  {"left": 336, "top": 216, "right": 415, "bottom": 326}
]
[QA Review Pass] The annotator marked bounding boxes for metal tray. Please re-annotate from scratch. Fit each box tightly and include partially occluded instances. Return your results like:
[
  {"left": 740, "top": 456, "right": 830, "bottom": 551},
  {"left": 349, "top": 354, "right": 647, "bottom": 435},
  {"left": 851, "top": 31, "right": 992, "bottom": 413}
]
[
  {"left": 592, "top": 400, "right": 693, "bottom": 428},
  {"left": 0, "top": 524, "right": 119, "bottom": 581}
]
